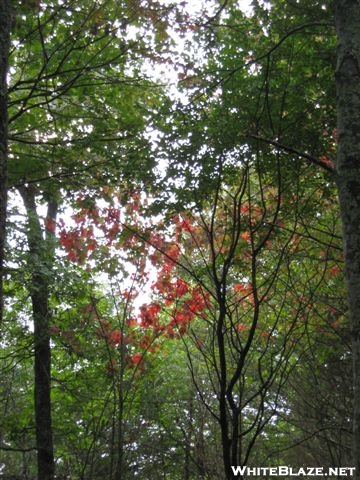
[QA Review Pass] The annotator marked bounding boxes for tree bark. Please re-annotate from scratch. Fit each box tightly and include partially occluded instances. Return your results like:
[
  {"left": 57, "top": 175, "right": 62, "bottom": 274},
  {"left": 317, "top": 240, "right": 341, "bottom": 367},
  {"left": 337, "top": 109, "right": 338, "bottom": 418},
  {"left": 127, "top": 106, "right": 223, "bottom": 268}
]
[
  {"left": 0, "top": 0, "right": 11, "bottom": 323},
  {"left": 334, "top": 1, "right": 360, "bottom": 477},
  {"left": 19, "top": 186, "right": 57, "bottom": 480}
]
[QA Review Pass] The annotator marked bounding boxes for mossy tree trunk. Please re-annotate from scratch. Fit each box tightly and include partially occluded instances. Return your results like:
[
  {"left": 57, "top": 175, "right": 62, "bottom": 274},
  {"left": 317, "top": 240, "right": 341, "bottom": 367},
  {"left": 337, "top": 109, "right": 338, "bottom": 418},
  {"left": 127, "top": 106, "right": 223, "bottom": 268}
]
[
  {"left": 19, "top": 185, "right": 58, "bottom": 480},
  {"left": 0, "top": 0, "right": 11, "bottom": 322},
  {"left": 334, "top": 1, "right": 360, "bottom": 476}
]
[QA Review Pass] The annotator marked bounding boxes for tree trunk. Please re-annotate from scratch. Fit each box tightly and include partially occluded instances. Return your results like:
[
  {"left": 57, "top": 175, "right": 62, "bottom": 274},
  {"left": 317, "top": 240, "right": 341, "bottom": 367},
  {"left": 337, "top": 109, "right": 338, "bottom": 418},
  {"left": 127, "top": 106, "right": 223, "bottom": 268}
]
[
  {"left": 0, "top": 0, "right": 11, "bottom": 323},
  {"left": 115, "top": 346, "right": 126, "bottom": 480},
  {"left": 216, "top": 307, "right": 232, "bottom": 480},
  {"left": 334, "top": 1, "right": 360, "bottom": 477},
  {"left": 19, "top": 186, "right": 57, "bottom": 480}
]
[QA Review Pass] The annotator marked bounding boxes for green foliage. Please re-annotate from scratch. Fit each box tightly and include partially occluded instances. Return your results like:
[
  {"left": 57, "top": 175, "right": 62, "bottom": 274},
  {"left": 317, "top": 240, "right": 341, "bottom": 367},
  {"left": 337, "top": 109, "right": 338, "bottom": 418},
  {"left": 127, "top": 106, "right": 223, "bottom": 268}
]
[
  {"left": 0, "top": 0, "right": 351, "bottom": 478},
  {"left": 8, "top": 0, "right": 163, "bottom": 199}
]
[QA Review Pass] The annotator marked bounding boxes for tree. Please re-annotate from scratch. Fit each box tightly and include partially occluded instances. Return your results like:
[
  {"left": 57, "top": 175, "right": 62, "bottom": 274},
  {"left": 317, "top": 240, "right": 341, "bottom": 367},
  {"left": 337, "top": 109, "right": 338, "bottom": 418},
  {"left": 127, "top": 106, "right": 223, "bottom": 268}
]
[
  {"left": 4, "top": 1, "right": 168, "bottom": 477},
  {"left": 169, "top": 174, "right": 343, "bottom": 478},
  {"left": 0, "top": 0, "right": 11, "bottom": 322},
  {"left": 334, "top": 1, "right": 360, "bottom": 477},
  {"left": 151, "top": 1, "right": 348, "bottom": 476},
  {"left": 63, "top": 170, "right": 344, "bottom": 477},
  {"left": 1, "top": 1, "right": 356, "bottom": 478},
  {"left": 18, "top": 184, "right": 57, "bottom": 479}
]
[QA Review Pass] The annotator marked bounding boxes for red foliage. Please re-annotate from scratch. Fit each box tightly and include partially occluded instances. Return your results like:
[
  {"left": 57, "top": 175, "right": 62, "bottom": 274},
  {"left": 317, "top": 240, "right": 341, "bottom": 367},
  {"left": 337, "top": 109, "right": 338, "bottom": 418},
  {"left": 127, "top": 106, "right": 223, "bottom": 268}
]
[
  {"left": 126, "top": 317, "right": 138, "bottom": 327},
  {"left": 234, "top": 282, "right": 252, "bottom": 295},
  {"left": 59, "top": 194, "right": 213, "bottom": 374},
  {"left": 174, "top": 278, "right": 189, "bottom": 297},
  {"left": 139, "top": 334, "right": 152, "bottom": 349},
  {"left": 165, "top": 243, "right": 181, "bottom": 264},
  {"left": 132, "top": 352, "right": 143, "bottom": 364},
  {"left": 233, "top": 282, "right": 254, "bottom": 305},
  {"left": 320, "top": 156, "right": 334, "bottom": 169},
  {"left": 108, "top": 329, "right": 123, "bottom": 346},
  {"left": 59, "top": 227, "right": 98, "bottom": 263},
  {"left": 174, "top": 214, "right": 195, "bottom": 236},
  {"left": 330, "top": 265, "right": 341, "bottom": 276},
  {"left": 126, "top": 352, "right": 144, "bottom": 369},
  {"left": 236, "top": 323, "right": 247, "bottom": 332},
  {"left": 44, "top": 217, "right": 56, "bottom": 234},
  {"left": 240, "top": 205, "right": 249, "bottom": 215},
  {"left": 139, "top": 303, "right": 161, "bottom": 328}
]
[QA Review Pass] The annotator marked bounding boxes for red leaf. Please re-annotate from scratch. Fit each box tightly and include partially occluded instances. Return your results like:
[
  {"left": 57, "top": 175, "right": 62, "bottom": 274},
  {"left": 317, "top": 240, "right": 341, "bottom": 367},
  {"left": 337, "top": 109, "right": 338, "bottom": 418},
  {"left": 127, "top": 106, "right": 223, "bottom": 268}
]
[
  {"left": 44, "top": 217, "right": 56, "bottom": 234},
  {"left": 236, "top": 323, "right": 247, "bottom": 332},
  {"left": 132, "top": 352, "right": 143, "bottom": 364},
  {"left": 174, "top": 278, "right": 189, "bottom": 297},
  {"left": 108, "top": 330, "right": 123, "bottom": 346},
  {"left": 330, "top": 265, "right": 340, "bottom": 276},
  {"left": 139, "top": 303, "right": 161, "bottom": 328}
]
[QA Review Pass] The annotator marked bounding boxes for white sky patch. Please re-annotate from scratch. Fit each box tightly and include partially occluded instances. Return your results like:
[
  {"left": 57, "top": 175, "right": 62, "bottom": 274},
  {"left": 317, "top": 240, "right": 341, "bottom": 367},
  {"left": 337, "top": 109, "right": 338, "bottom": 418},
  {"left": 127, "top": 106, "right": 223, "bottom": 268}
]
[{"left": 143, "top": 0, "right": 254, "bottom": 94}]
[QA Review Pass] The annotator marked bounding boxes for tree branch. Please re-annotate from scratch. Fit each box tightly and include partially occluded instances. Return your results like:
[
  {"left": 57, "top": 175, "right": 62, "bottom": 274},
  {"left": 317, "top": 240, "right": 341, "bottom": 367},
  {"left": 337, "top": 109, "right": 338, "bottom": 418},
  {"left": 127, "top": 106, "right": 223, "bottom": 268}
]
[{"left": 248, "top": 134, "right": 335, "bottom": 174}]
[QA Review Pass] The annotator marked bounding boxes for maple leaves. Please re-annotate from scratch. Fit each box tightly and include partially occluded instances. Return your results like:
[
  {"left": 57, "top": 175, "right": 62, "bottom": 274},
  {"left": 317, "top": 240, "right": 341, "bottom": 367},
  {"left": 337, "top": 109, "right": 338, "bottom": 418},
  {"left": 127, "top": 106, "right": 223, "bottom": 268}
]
[
  {"left": 139, "top": 303, "right": 161, "bottom": 329},
  {"left": 54, "top": 187, "right": 275, "bottom": 367},
  {"left": 58, "top": 197, "right": 119, "bottom": 263},
  {"left": 59, "top": 228, "right": 97, "bottom": 263},
  {"left": 55, "top": 182, "right": 344, "bottom": 386},
  {"left": 147, "top": 229, "right": 210, "bottom": 337},
  {"left": 42, "top": 170, "right": 346, "bottom": 480},
  {"left": 91, "top": 275, "right": 210, "bottom": 374},
  {"left": 233, "top": 282, "right": 254, "bottom": 305},
  {"left": 55, "top": 192, "right": 213, "bottom": 377}
]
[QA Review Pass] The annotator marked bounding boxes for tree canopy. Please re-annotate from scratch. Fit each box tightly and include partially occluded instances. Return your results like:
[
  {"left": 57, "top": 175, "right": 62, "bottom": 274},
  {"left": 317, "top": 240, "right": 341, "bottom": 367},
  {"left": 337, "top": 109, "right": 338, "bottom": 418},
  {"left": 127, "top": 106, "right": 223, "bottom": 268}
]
[{"left": 0, "top": 1, "right": 357, "bottom": 479}]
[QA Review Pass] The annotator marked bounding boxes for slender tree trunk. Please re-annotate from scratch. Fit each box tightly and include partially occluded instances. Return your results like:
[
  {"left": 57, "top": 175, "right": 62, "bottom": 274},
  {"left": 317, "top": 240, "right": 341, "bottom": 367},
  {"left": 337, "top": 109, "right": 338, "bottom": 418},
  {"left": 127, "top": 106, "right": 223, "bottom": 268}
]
[
  {"left": 19, "top": 185, "right": 57, "bottom": 480},
  {"left": 217, "top": 309, "right": 232, "bottom": 480},
  {"left": 115, "top": 363, "right": 125, "bottom": 480},
  {"left": 0, "top": 0, "right": 11, "bottom": 323},
  {"left": 183, "top": 393, "right": 193, "bottom": 480},
  {"left": 334, "top": 1, "right": 360, "bottom": 477}
]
